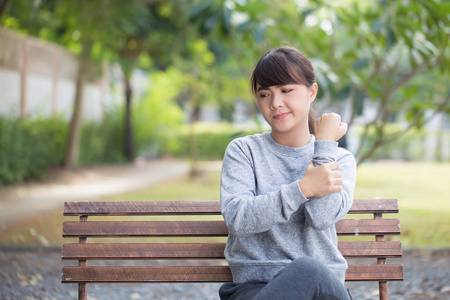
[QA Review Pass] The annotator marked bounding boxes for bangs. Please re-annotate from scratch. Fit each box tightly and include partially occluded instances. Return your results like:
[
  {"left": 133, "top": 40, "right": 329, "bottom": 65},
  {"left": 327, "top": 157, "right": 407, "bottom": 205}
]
[{"left": 251, "top": 51, "right": 309, "bottom": 94}]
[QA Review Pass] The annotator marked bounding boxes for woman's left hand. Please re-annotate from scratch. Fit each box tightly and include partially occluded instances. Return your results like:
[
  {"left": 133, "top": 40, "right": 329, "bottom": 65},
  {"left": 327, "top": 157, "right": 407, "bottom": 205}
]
[{"left": 314, "top": 113, "right": 348, "bottom": 142}]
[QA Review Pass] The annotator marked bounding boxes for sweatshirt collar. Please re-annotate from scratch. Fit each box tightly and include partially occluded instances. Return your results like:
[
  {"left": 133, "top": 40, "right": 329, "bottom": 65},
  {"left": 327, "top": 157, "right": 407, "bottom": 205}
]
[{"left": 262, "top": 132, "right": 315, "bottom": 157}]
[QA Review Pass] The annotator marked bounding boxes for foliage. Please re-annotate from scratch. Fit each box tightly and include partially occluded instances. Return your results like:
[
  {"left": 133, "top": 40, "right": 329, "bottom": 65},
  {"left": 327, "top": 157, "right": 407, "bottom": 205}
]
[
  {"left": 132, "top": 68, "right": 185, "bottom": 158},
  {"left": 163, "top": 123, "right": 257, "bottom": 160},
  {"left": 352, "top": 124, "right": 428, "bottom": 161},
  {"left": 189, "top": 0, "right": 450, "bottom": 164},
  {"left": 1, "top": 0, "right": 449, "bottom": 166},
  {"left": 78, "top": 112, "right": 126, "bottom": 166},
  {"left": 0, "top": 117, "right": 67, "bottom": 185}
]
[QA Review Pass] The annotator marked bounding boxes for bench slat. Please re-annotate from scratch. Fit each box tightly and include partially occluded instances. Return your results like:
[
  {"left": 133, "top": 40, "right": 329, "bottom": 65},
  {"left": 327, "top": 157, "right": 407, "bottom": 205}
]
[
  {"left": 62, "top": 243, "right": 226, "bottom": 259},
  {"left": 336, "top": 219, "right": 401, "bottom": 235},
  {"left": 63, "top": 221, "right": 229, "bottom": 237},
  {"left": 346, "top": 199, "right": 398, "bottom": 214},
  {"left": 338, "top": 241, "right": 402, "bottom": 257},
  {"left": 64, "top": 199, "right": 398, "bottom": 216},
  {"left": 62, "top": 266, "right": 232, "bottom": 283},
  {"left": 61, "top": 241, "right": 402, "bottom": 260},
  {"left": 61, "top": 264, "right": 404, "bottom": 283},
  {"left": 63, "top": 219, "right": 400, "bottom": 237},
  {"left": 64, "top": 201, "right": 222, "bottom": 216},
  {"left": 345, "top": 265, "right": 404, "bottom": 281}
]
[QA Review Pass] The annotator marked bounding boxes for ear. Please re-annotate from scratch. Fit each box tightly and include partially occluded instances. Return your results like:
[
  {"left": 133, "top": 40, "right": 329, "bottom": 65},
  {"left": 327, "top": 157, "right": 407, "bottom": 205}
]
[{"left": 309, "top": 83, "right": 318, "bottom": 103}]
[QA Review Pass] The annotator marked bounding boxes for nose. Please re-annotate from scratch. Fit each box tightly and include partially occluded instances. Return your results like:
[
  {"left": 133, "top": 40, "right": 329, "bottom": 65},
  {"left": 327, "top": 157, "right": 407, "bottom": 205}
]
[{"left": 270, "top": 92, "right": 284, "bottom": 110}]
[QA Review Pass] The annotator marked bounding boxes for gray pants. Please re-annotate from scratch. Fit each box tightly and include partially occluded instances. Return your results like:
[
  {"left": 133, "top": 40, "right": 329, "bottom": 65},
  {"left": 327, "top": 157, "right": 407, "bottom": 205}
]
[{"left": 219, "top": 257, "right": 352, "bottom": 300}]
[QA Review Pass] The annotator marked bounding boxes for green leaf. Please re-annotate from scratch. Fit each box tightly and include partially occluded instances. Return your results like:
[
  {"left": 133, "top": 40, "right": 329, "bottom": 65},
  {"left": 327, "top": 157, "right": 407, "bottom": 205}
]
[
  {"left": 352, "top": 57, "right": 370, "bottom": 70},
  {"left": 204, "top": 9, "right": 221, "bottom": 31},
  {"left": 189, "top": 1, "right": 214, "bottom": 21},
  {"left": 254, "top": 23, "right": 265, "bottom": 44},
  {"left": 371, "top": 18, "right": 384, "bottom": 34},
  {"left": 386, "top": 25, "right": 397, "bottom": 49},
  {"left": 300, "top": 6, "right": 319, "bottom": 19}
]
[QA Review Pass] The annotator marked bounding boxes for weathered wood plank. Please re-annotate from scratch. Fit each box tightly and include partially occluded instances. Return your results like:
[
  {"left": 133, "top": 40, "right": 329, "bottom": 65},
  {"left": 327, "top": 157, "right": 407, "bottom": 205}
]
[
  {"left": 64, "top": 199, "right": 398, "bottom": 216},
  {"left": 346, "top": 199, "right": 398, "bottom": 214},
  {"left": 61, "top": 264, "right": 404, "bottom": 283},
  {"left": 64, "top": 201, "right": 222, "bottom": 216},
  {"left": 61, "top": 241, "right": 402, "bottom": 260},
  {"left": 338, "top": 241, "right": 402, "bottom": 257},
  {"left": 63, "top": 219, "right": 400, "bottom": 237},
  {"left": 62, "top": 266, "right": 232, "bottom": 282},
  {"left": 336, "top": 219, "right": 401, "bottom": 235},
  {"left": 63, "top": 221, "right": 229, "bottom": 237},
  {"left": 62, "top": 243, "right": 227, "bottom": 259},
  {"left": 345, "top": 265, "right": 404, "bottom": 281}
]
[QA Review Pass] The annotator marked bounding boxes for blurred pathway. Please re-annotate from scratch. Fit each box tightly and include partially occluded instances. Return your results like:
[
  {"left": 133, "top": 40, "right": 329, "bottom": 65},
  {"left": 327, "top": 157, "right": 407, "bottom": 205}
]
[{"left": 0, "top": 159, "right": 190, "bottom": 225}]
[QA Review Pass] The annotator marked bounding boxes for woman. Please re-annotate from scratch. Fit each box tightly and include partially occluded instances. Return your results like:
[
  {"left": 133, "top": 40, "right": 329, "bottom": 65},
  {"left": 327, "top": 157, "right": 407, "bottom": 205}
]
[{"left": 219, "top": 46, "right": 356, "bottom": 300}]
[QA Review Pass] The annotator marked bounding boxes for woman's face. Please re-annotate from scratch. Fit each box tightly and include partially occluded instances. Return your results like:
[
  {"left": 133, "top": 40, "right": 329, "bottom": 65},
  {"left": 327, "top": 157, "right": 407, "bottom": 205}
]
[{"left": 255, "top": 83, "right": 317, "bottom": 137}]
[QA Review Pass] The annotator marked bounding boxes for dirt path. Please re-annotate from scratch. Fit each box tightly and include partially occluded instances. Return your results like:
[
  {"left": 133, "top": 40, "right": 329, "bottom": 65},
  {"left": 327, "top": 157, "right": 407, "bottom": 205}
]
[{"left": 0, "top": 159, "right": 190, "bottom": 225}]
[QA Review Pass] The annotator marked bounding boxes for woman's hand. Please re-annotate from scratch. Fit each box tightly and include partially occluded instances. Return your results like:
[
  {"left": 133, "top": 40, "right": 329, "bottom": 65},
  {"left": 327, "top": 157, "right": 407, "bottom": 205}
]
[
  {"left": 298, "top": 162, "right": 343, "bottom": 198},
  {"left": 314, "top": 113, "right": 347, "bottom": 141}
]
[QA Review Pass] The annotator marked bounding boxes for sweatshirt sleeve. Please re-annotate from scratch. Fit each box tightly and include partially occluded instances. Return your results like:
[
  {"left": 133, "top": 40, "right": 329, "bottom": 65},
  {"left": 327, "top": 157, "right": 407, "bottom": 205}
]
[
  {"left": 220, "top": 139, "right": 309, "bottom": 237},
  {"left": 303, "top": 140, "right": 357, "bottom": 230}
]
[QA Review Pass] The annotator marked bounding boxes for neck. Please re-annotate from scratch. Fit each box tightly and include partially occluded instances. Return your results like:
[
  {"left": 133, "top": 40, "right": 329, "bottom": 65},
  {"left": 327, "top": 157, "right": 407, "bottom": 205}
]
[{"left": 271, "top": 127, "right": 311, "bottom": 148}]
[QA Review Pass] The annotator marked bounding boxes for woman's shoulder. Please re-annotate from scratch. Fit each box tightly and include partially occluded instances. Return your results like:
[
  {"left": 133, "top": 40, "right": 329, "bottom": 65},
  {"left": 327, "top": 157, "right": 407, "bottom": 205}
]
[
  {"left": 228, "top": 132, "right": 268, "bottom": 148},
  {"left": 225, "top": 132, "right": 269, "bottom": 157}
]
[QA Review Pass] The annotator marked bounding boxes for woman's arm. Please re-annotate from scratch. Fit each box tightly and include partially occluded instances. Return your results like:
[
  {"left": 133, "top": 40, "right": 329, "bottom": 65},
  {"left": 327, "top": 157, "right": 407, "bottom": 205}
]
[
  {"left": 220, "top": 140, "right": 309, "bottom": 237},
  {"left": 304, "top": 146, "right": 356, "bottom": 229},
  {"left": 302, "top": 113, "right": 356, "bottom": 230}
]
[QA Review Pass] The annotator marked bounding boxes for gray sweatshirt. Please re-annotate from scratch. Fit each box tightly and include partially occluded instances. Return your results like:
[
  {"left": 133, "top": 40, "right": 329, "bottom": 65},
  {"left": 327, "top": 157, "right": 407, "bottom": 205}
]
[{"left": 220, "top": 132, "right": 357, "bottom": 283}]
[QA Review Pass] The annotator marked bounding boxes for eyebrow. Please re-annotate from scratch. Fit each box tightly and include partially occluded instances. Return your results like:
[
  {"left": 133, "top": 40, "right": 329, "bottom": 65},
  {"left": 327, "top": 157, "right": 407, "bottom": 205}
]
[{"left": 256, "top": 86, "right": 269, "bottom": 92}]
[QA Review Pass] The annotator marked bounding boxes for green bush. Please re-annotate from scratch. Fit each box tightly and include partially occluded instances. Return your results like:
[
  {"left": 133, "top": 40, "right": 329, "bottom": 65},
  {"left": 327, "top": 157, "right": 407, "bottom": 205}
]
[
  {"left": 162, "top": 123, "right": 258, "bottom": 160},
  {"left": 79, "top": 113, "right": 126, "bottom": 165},
  {"left": 132, "top": 68, "right": 184, "bottom": 159},
  {"left": 0, "top": 117, "right": 67, "bottom": 185}
]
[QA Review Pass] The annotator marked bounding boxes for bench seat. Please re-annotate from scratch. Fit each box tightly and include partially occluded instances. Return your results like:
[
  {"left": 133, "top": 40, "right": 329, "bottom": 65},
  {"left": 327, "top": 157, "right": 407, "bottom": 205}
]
[{"left": 62, "top": 198, "right": 403, "bottom": 299}]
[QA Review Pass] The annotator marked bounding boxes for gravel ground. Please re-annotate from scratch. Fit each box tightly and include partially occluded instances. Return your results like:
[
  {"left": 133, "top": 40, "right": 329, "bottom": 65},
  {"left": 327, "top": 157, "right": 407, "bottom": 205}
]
[{"left": 1, "top": 246, "right": 449, "bottom": 300}]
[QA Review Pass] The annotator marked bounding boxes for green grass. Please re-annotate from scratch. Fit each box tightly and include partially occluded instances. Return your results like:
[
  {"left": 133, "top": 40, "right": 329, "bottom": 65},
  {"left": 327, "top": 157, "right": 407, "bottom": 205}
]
[
  {"left": 1, "top": 162, "right": 449, "bottom": 248},
  {"left": 354, "top": 161, "right": 450, "bottom": 247}
]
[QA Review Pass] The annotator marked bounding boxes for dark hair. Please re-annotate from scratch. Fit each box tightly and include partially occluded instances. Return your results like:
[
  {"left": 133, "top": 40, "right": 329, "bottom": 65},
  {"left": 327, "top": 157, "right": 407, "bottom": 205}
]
[{"left": 251, "top": 46, "right": 317, "bottom": 134}]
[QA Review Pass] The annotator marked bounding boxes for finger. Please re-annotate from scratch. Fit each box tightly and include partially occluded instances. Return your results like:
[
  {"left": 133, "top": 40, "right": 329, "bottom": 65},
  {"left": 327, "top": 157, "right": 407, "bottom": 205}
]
[
  {"left": 332, "top": 170, "right": 342, "bottom": 178},
  {"left": 339, "top": 122, "right": 348, "bottom": 131},
  {"left": 333, "top": 178, "right": 343, "bottom": 185},
  {"left": 330, "top": 185, "right": 343, "bottom": 194},
  {"left": 327, "top": 161, "right": 339, "bottom": 171},
  {"left": 331, "top": 113, "right": 341, "bottom": 122}
]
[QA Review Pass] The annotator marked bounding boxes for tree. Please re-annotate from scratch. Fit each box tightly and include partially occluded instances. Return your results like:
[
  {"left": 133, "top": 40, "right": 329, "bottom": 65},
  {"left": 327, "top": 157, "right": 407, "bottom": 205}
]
[
  {"left": 302, "top": 0, "right": 450, "bottom": 164},
  {"left": 2, "top": 0, "right": 174, "bottom": 165},
  {"left": 193, "top": 0, "right": 450, "bottom": 164}
]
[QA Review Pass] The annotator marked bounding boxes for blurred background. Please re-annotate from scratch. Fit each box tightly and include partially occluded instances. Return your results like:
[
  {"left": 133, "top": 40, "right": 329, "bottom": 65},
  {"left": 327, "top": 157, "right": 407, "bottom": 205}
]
[{"left": 0, "top": 0, "right": 449, "bottom": 299}]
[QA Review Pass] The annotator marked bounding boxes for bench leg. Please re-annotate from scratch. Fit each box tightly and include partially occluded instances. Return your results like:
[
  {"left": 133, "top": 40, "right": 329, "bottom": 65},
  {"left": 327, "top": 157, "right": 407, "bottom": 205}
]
[
  {"left": 78, "top": 283, "right": 87, "bottom": 300},
  {"left": 379, "top": 281, "right": 388, "bottom": 300}
]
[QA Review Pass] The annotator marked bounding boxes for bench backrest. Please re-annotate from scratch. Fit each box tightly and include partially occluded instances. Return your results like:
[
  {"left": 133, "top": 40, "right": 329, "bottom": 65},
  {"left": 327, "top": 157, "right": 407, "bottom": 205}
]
[{"left": 62, "top": 199, "right": 403, "bottom": 300}]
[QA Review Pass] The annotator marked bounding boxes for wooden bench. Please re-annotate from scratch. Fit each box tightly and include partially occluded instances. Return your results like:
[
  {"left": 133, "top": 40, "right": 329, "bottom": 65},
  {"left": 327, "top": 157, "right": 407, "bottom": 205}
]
[{"left": 62, "top": 198, "right": 403, "bottom": 300}]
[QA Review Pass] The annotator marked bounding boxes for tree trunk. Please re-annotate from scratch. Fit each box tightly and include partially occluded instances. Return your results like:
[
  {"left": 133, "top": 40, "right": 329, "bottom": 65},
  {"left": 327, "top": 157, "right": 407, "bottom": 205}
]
[
  {"left": 65, "top": 60, "right": 85, "bottom": 168},
  {"left": 188, "top": 91, "right": 201, "bottom": 177},
  {"left": 124, "top": 75, "right": 135, "bottom": 161},
  {"left": 0, "top": 0, "right": 11, "bottom": 19},
  {"left": 20, "top": 38, "right": 29, "bottom": 119}
]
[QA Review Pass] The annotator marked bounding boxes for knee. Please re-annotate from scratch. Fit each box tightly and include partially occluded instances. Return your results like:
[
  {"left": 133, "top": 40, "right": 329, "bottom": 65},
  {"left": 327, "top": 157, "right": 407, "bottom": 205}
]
[{"left": 289, "top": 257, "right": 332, "bottom": 282}]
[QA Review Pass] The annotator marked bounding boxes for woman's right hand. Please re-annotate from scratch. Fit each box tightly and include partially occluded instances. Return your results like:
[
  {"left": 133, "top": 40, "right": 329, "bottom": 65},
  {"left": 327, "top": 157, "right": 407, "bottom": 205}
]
[{"left": 298, "top": 161, "right": 343, "bottom": 198}]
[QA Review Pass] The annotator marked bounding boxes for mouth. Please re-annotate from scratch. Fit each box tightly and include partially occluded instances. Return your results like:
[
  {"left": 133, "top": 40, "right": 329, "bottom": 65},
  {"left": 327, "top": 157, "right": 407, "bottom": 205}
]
[{"left": 273, "top": 112, "right": 290, "bottom": 119}]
